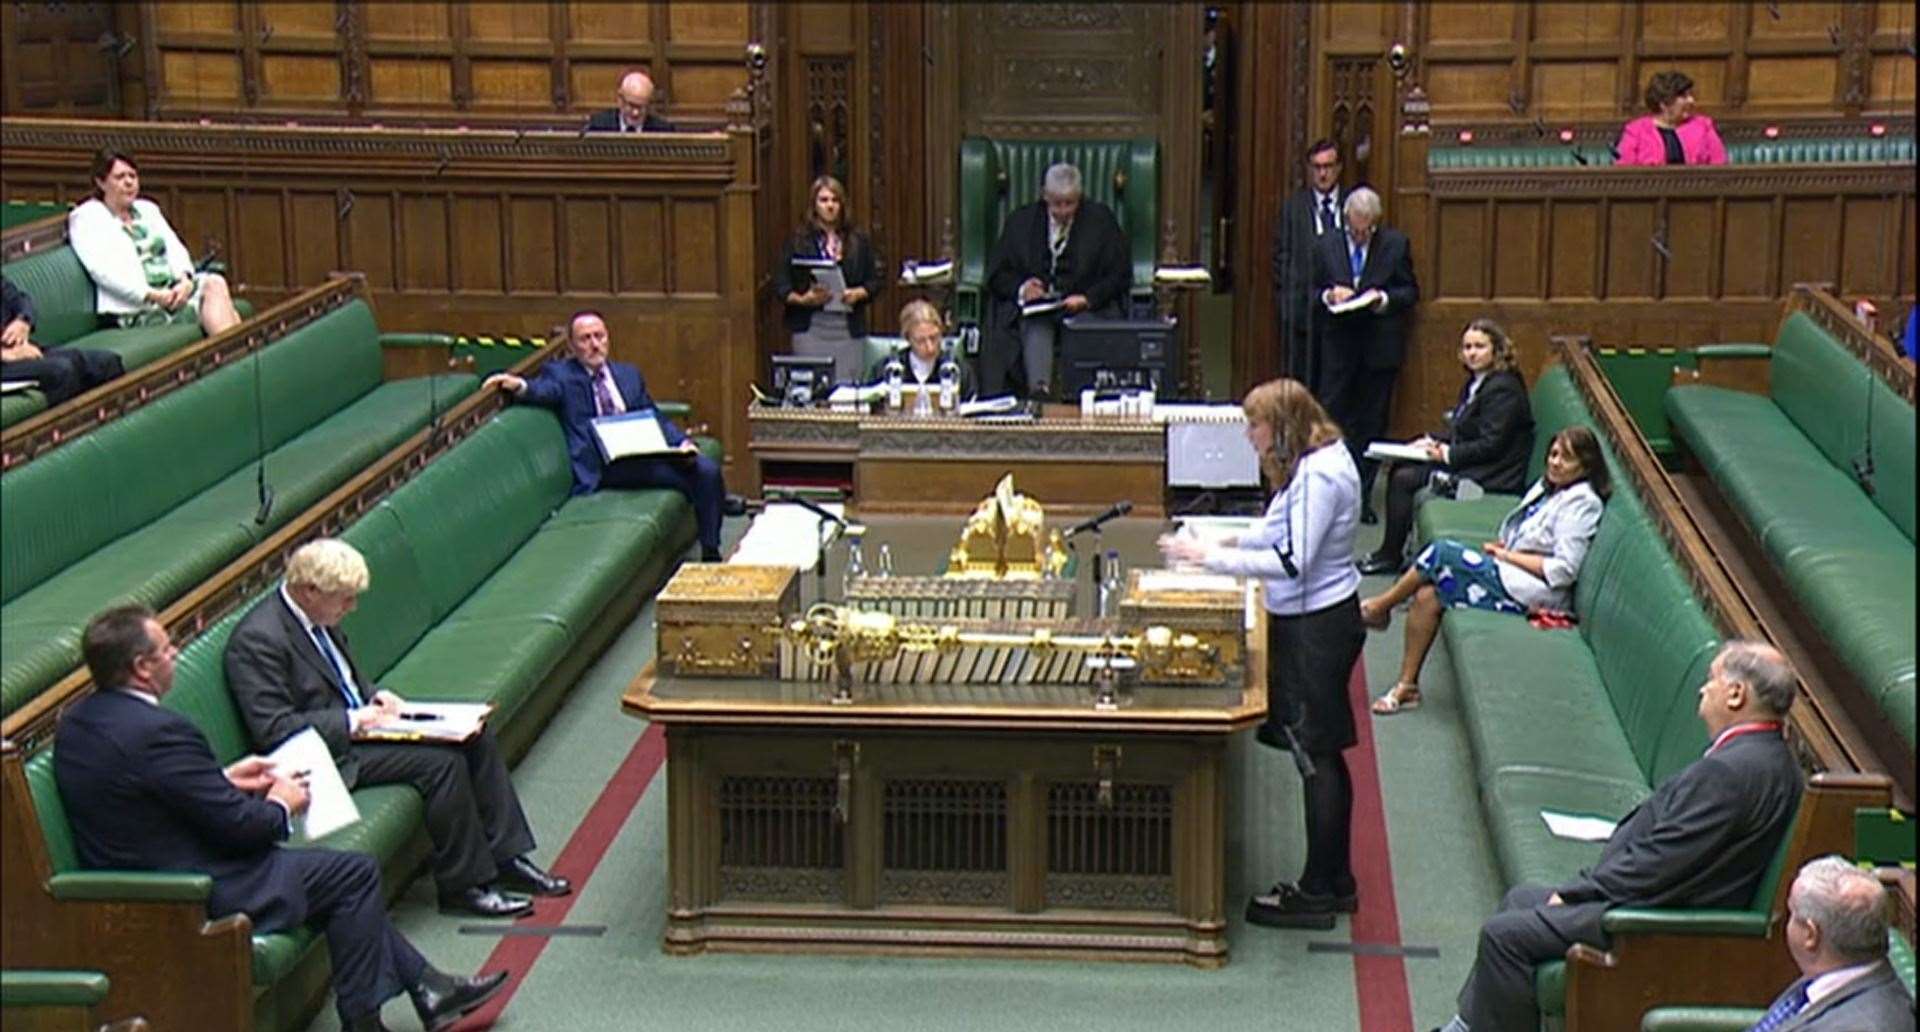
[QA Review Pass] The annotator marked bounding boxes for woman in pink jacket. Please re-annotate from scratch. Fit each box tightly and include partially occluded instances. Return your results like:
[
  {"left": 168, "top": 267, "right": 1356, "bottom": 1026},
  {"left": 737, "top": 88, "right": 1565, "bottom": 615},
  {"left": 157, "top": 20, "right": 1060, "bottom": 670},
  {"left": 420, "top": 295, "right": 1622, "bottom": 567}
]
[{"left": 1616, "top": 71, "right": 1727, "bottom": 166}]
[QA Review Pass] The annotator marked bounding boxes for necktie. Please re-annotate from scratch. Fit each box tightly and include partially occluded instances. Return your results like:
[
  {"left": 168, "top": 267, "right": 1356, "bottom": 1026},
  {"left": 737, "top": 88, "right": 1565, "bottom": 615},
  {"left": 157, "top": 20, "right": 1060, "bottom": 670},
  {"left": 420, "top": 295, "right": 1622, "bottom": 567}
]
[
  {"left": 1320, "top": 195, "right": 1336, "bottom": 233},
  {"left": 1049, "top": 222, "right": 1068, "bottom": 279},
  {"left": 1745, "top": 981, "right": 1809, "bottom": 1032},
  {"left": 592, "top": 370, "right": 619, "bottom": 417},
  {"left": 309, "top": 626, "right": 363, "bottom": 708},
  {"left": 1350, "top": 245, "right": 1366, "bottom": 284}
]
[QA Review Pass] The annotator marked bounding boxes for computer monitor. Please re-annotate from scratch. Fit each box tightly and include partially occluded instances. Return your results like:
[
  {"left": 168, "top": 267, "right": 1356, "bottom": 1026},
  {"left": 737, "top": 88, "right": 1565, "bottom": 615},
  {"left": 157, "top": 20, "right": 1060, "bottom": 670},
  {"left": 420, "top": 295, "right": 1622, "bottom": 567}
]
[
  {"left": 771, "top": 355, "right": 837, "bottom": 407},
  {"left": 1057, "top": 316, "right": 1180, "bottom": 397}
]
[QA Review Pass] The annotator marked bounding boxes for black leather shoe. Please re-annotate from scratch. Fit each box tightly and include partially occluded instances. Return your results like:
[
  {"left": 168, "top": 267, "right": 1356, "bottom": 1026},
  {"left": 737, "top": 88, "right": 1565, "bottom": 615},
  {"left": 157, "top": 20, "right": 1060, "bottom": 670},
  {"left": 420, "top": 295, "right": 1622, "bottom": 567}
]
[
  {"left": 409, "top": 968, "right": 509, "bottom": 1032},
  {"left": 499, "top": 855, "right": 572, "bottom": 898},
  {"left": 1359, "top": 505, "right": 1379, "bottom": 525},
  {"left": 1252, "top": 722, "right": 1293, "bottom": 752},
  {"left": 700, "top": 548, "right": 723, "bottom": 563},
  {"left": 1356, "top": 552, "right": 1402, "bottom": 576},
  {"left": 722, "top": 493, "right": 749, "bottom": 517},
  {"left": 438, "top": 885, "right": 533, "bottom": 918},
  {"left": 1245, "top": 882, "right": 1352, "bottom": 929},
  {"left": 343, "top": 1014, "right": 391, "bottom": 1032}
]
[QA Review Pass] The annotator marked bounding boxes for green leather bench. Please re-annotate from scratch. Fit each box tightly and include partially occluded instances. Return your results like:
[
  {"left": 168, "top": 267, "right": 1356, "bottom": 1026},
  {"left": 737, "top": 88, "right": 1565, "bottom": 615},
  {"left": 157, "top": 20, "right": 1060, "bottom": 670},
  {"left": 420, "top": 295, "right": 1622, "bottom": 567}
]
[
  {"left": 0, "top": 201, "right": 67, "bottom": 231},
  {"left": 16, "top": 404, "right": 711, "bottom": 1030},
  {"left": 1638, "top": 930, "right": 1915, "bottom": 1030},
  {"left": 0, "top": 299, "right": 477, "bottom": 719},
  {"left": 1664, "top": 312, "right": 1916, "bottom": 751},
  {"left": 1415, "top": 363, "right": 1768, "bottom": 1025},
  {"left": 954, "top": 136, "right": 1159, "bottom": 326},
  {"left": 1428, "top": 134, "right": 1914, "bottom": 169},
  {"left": 1, "top": 238, "right": 256, "bottom": 428}
]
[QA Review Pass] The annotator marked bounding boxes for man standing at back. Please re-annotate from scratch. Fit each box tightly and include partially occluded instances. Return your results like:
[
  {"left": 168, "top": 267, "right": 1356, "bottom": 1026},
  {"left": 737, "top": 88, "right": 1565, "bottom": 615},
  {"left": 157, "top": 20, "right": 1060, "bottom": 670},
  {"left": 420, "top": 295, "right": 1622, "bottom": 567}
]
[
  {"left": 586, "top": 69, "right": 676, "bottom": 133},
  {"left": 1271, "top": 139, "right": 1346, "bottom": 394},
  {"left": 1432, "top": 640, "right": 1806, "bottom": 1032},
  {"left": 487, "top": 310, "right": 736, "bottom": 562},
  {"left": 57, "top": 606, "right": 507, "bottom": 1032}
]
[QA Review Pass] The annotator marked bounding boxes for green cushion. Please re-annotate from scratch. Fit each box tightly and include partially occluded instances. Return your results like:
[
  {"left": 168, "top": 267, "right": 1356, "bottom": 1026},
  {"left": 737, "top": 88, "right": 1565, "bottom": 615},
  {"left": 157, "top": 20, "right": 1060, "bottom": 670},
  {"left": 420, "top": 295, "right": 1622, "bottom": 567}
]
[
  {"left": 1, "top": 390, "right": 47, "bottom": 427},
  {"left": 380, "top": 616, "right": 573, "bottom": 725},
  {"left": 1485, "top": 765, "right": 1651, "bottom": 888},
  {"left": 336, "top": 508, "right": 438, "bottom": 681},
  {"left": 0, "top": 969, "right": 111, "bottom": 1007},
  {"left": 66, "top": 321, "right": 205, "bottom": 371},
  {"left": 24, "top": 747, "right": 81, "bottom": 874},
  {"left": 1639, "top": 1007, "right": 1765, "bottom": 1032},
  {"left": 1, "top": 246, "right": 98, "bottom": 344},
  {"left": 439, "top": 516, "right": 671, "bottom": 637}
]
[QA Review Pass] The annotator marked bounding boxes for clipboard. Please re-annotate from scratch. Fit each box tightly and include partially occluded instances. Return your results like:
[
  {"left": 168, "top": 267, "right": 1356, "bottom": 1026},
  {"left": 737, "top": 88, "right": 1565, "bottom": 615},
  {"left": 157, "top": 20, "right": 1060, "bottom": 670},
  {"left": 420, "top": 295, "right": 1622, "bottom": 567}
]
[{"left": 590, "top": 408, "right": 680, "bottom": 463}]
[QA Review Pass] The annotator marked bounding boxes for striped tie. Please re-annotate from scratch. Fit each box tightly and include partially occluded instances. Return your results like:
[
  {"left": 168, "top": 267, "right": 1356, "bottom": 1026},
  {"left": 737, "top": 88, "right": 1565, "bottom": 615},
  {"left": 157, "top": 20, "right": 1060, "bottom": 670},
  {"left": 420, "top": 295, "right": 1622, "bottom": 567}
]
[{"left": 593, "top": 371, "right": 619, "bottom": 417}]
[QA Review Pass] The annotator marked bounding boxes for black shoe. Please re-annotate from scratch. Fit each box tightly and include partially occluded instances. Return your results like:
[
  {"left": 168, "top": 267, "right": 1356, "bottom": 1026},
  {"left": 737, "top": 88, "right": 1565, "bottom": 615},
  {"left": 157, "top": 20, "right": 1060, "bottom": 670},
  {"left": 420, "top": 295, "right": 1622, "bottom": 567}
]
[
  {"left": 1253, "top": 722, "right": 1293, "bottom": 752},
  {"left": 1359, "top": 505, "right": 1379, "bottom": 525},
  {"left": 409, "top": 968, "right": 509, "bottom": 1032},
  {"left": 499, "top": 855, "right": 572, "bottom": 898},
  {"left": 438, "top": 885, "right": 533, "bottom": 919},
  {"left": 1245, "top": 882, "right": 1352, "bottom": 929},
  {"left": 700, "top": 548, "right": 723, "bottom": 563},
  {"left": 343, "top": 1015, "right": 391, "bottom": 1032},
  {"left": 722, "top": 493, "right": 749, "bottom": 517},
  {"left": 1356, "top": 552, "right": 1402, "bottom": 576}
]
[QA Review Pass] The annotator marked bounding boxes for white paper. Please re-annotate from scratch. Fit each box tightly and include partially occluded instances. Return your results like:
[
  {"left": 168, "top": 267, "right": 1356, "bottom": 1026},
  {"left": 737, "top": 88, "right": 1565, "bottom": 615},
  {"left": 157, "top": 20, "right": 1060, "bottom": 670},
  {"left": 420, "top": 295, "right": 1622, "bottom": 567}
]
[
  {"left": 265, "top": 728, "right": 359, "bottom": 841},
  {"left": 1325, "top": 287, "right": 1384, "bottom": 315},
  {"left": 1, "top": 380, "right": 37, "bottom": 393},
  {"left": 899, "top": 258, "right": 953, "bottom": 285},
  {"left": 362, "top": 701, "right": 492, "bottom": 743},
  {"left": 1152, "top": 265, "right": 1213, "bottom": 286},
  {"left": 1540, "top": 809, "right": 1618, "bottom": 842},
  {"left": 1137, "top": 570, "right": 1242, "bottom": 595},
  {"left": 1365, "top": 440, "right": 1434, "bottom": 463},
  {"left": 1020, "top": 296, "right": 1067, "bottom": 319},
  {"left": 728, "top": 501, "right": 847, "bottom": 568},
  {"left": 591, "top": 409, "right": 676, "bottom": 462},
  {"left": 1153, "top": 403, "right": 1245, "bottom": 425},
  {"left": 957, "top": 395, "right": 1021, "bottom": 418},
  {"left": 793, "top": 257, "right": 850, "bottom": 312},
  {"left": 826, "top": 382, "right": 887, "bottom": 411}
]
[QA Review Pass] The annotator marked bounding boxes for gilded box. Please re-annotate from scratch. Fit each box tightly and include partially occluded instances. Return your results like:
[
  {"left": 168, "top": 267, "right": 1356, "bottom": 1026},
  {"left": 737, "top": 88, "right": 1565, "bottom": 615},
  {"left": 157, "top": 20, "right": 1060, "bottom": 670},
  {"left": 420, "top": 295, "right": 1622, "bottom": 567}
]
[
  {"left": 1118, "top": 568, "right": 1249, "bottom": 680},
  {"left": 656, "top": 564, "right": 799, "bottom": 678}
]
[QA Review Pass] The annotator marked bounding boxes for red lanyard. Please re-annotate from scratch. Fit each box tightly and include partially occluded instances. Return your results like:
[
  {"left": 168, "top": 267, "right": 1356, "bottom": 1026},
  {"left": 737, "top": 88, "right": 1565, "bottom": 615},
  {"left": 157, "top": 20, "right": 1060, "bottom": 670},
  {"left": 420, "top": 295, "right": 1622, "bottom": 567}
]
[{"left": 1706, "top": 721, "right": 1782, "bottom": 756}]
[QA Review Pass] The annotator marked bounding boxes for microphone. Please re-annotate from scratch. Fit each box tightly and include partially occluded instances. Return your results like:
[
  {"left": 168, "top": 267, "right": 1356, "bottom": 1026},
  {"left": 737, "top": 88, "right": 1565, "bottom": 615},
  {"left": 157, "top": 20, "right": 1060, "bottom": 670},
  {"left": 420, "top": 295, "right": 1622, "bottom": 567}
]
[
  {"left": 1062, "top": 500, "right": 1133, "bottom": 540},
  {"left": 250, "top": 345, "right": 274, "bottom": 526},
  {"left": 771, "top": 490, "right": 848, "bottom": 529},
  {"left": 1852, "top": 454, "right": 1876, "bottom": 496}
]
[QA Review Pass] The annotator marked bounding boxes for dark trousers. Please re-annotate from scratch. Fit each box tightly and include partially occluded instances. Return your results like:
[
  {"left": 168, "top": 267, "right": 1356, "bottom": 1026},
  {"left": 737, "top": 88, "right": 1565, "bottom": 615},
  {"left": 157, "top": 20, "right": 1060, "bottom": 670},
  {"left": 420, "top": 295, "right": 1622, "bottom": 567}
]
[
  {"left": 1377, "top": 460, "right": 1437, "bottom": 562},
  {"left": 218, "top": 848, "right": 427, "bottom": 1023},
  {"left": 1322, "top": 358, "right": 1401, "bottom": 503},
  {"left": 980, "top": 300, "right": 1123, "bottom": 399},
  {"left": 603, "top": 451, "right": 727, "bottom": 556},
  {"left": 1455, "top": 883, "right": 1610, "bottom": 1032},
  {"left": 354, "top": 728, "right": 535, "bottom": 894},
  {"left": 1, "top": 345, "right": 123, "bottom": 405}
]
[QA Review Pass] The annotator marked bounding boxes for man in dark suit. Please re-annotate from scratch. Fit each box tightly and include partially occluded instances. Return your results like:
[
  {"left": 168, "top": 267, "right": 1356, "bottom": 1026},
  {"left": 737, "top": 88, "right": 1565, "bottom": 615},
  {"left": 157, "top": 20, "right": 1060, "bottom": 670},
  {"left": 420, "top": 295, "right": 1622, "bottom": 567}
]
[
  {"left": 1270, "top": 138, "right": 1346, "bottom": 393},
  {"left": 584, "top": 69, "right": 676, "bottom": 133},
  {"left": 1432, "top": 640, "right": 1806, "bottom": 1032},
  {"left": 983, "top": 162, "right": 1131, "bottom": 399},
  {"left": 2, "top": 275, "right": 124, "bottom": 405},
  {"left": 1749, "top": 855, "right": 1915, "bottom": 1031},
  {"left": 225, "top": 539, "right": 570, "bottom": 919},
  {"left": 1314, "top": 186, "right": 1418, "bottom": 523},
  {"left": 488, "top": 310, "right": 737, "bottom": 561},
  {"left": 57, "top": 605, "right": 507, "bottom": 1032}
]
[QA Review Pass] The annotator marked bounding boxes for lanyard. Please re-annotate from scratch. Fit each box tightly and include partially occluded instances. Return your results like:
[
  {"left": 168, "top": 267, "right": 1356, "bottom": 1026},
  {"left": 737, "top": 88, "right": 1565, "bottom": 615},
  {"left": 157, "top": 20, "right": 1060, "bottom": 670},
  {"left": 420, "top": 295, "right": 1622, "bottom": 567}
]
[{"left": 1706, "top": 721, "right": 1782, "bottom": 756}]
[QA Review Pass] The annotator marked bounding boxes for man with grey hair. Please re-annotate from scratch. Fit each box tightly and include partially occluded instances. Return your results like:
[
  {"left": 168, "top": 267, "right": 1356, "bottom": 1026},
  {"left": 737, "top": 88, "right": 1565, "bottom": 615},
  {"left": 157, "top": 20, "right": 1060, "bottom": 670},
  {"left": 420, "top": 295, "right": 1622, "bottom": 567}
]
[
  {"left": 984, "top": 161, "right": 1130, "bottom": 398},
  {"left": 1749, "top": 855, "right": 1913, "bottom": 1031},
  {"left": 586, "top": 68, "right": 676, "bottom": 133},
  {"left": 1430, "top": 640, "right": 1805, "bottom": 1032},
  {"left": 1314, "top": 184, "right": 1417, "bottom": 523},
  {"left": 224, "top": 538, "right": 569, "bottom": 919}
]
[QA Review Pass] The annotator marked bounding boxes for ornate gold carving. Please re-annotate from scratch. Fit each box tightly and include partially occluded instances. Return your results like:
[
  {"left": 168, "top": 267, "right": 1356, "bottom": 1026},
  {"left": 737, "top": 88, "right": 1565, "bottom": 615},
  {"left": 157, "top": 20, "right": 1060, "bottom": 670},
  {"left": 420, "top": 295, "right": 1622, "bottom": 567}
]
[
  {"left": 657, "top": 563, "right": 798, "bottom": 678},
  {"left": 948, "top": 474, "right": 1052, "bottom": 578}
]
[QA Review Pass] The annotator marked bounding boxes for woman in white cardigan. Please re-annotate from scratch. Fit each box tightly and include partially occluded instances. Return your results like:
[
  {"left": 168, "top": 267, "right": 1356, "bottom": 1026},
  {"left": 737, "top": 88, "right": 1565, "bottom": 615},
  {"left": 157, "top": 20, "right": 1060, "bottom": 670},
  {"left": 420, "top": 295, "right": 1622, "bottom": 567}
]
[
  {"left": 1360, "top": 425, "right": 1611, "bottom": 715},
  {"left": 67, "top": 149, "right": 241, "bottom": 335},
  {"left": 1158, "top": 378, "right": 1367, "bottom": 929}
]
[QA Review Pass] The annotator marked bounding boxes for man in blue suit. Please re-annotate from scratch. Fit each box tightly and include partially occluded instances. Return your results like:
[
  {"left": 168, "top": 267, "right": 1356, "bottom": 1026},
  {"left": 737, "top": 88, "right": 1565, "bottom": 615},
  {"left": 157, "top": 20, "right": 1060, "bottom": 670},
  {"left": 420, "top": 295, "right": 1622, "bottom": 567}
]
[
  {"left": 54, "top": 605, "right": 506, "bottom": 1032},
  {"left": 488, "top": 310, "right": 736, "bottom": 561}
]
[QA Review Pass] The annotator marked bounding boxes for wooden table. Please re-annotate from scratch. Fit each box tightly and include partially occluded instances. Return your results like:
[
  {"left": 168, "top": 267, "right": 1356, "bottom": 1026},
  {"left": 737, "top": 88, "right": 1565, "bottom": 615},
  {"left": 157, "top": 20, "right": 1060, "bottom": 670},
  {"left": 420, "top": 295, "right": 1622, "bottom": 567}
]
[
  {"left": 747, "top": 405, "right": 1167, "bottom": 517},
  {"left": 622, "top": 612, "right": 1265, "bottom": 968}
]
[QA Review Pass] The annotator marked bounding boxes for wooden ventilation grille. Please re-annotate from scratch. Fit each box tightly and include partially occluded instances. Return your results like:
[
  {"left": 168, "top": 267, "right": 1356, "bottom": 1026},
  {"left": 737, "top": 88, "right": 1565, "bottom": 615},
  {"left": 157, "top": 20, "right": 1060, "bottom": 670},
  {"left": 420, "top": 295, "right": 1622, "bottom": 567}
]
[
  {"left": 880, "top": 779, "right": 1011, "bottom": 905},
  {"left": 1044, "top": 782, "right": 1176, "bottom": 910},
  {"left": 717, "top": 776, "right": 845, "bottom": 902}
]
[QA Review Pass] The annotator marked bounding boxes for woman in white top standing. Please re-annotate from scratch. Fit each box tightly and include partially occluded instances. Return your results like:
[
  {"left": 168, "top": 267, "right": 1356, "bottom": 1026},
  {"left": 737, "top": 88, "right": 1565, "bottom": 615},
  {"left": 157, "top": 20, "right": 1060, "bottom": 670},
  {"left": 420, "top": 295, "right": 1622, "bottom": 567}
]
[
  {"left": 67, "top": 149, "right": 242, "bottom": 336},
  {"left": 1159, "top": 377, "right": 1366, "bottom": 929},
  {"left": 1361, "top": 425, "right": 1610, "bottom": 715}
]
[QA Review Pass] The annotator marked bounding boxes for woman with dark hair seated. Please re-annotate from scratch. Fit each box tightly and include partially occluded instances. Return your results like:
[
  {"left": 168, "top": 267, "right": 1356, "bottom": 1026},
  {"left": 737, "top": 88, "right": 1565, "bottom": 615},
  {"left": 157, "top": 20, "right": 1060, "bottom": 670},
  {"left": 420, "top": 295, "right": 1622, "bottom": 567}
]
[
  {"left": 67, "top": 149, "right": 242, "bottom": 335},
  {"left": 1616, "top": 70, "right": 1727, "bottom": 166},
  {"left": 1358, "top": 318, "right": 1534, "bottom": 575},
  {"left": 1360, "top": 426, "right": 1610, "bottom": 715}
]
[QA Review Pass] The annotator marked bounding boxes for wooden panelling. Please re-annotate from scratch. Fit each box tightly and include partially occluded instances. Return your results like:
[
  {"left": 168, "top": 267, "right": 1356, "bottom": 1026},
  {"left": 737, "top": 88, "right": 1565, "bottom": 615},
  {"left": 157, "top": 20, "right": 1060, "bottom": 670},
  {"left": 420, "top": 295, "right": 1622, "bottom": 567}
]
[
  {"left": 153, "top": 2, "right": 239, "bottom": 33},
  {"left": 1533, "top": 63, "right": 1621, "bottom": 118},
  {"left": 365, "top": 3, "right": 449, "bottom": 41},
  {"left": 1720, "top": 199, "right": 1775, "bottom": 298},
  {"left": 1869, "top": 57, "right": 1918, "bottom": 104},
  {"left": 257, "top": 3, "right": 337, "bottom": 39},
  {"left": 669, "top": 2, "right": 750, "bottom": 44},
  {"left": 569, "top": 3, "right": 654, "bottom": 42},
  {"left": 0, "top": 2, "right": 124, "bottom": 116},
  {"left": 1604, "top": 201, "right": 1659, "bottom": 299},
  {"left": 465, "top": 3, "right": 551, "bottom": 42},
  {"left": 670, "top": 65, "right": 749, "bottom": 110},
  {"left": 1426, "top": 4, "right": 1517, "bottom": 46},
  {"left": 1780, "top": 197, "right": 1840, "bottom": 287},
  {"left": 1534, "top": 4, "right": 1624, "bottom": 43},
  {"left": 470, "top": 61, "right": 551, "bottom": 106},
  {"left": 261, "top": 56, "right": 342, "bottom": 103},
  {"left": 1748, "top": 58, "right": 1838, "bottom": 107},
  {"left": 370, "top": 60, "right": 453, "bottom": 105},
  {"left": 1665, "top": 200, "right": 1717, "bottom": 299},
  {"left": 1747, "top": 1, "right": 1841, "bottom": 41},
  {"left": 1548, "top": 202, "right": 1602, "bottom": 299},
  {"left": 1492, "top": 203, "right": 1542, "bottom": 298},
  {"left": 1324, "top": 2, "right": 1396, "bottom": 48},
  {"left": 1641, "top": 2, "right": 1735, "bottom": 44},
  {"left": 0, "top": 118, "right": 764, "bottom": 485}
]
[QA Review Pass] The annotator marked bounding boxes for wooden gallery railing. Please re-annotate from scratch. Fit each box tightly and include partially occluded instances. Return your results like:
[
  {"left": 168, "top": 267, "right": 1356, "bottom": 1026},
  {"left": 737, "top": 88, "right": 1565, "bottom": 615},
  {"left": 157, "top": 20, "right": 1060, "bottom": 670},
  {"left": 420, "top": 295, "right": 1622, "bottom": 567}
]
[
  {"left": 0, "top": 116, "right": 765, "bottom": 489},
  {"left": 1546, "top": 333, "right": 1896, "bottom": 1030},
  {"left": 1378, "top": 131, "right": 1915, "bottom": 438}
]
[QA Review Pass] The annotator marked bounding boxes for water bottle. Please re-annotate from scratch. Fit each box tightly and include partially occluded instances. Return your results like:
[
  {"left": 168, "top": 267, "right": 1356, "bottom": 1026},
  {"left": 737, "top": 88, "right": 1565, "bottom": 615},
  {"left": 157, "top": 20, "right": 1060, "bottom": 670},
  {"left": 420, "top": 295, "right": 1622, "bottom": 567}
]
[
  {"left": 938, "top": 359, "right": 960, "bottom": 412},
  {"left": 913, "top": 376, "right": 933, "bottom": 417},
  {"left": 876, "top": 542, "right": 894, "bottom": 579},
  {"left": 1099, "top": 549, "right": 1124, "bottom": 617},
  {"left": 883, "top": 358, "right": 904, "bottom": 412},
  {"left": 843, "top": 532, "right": 866, "bottom": 596}
]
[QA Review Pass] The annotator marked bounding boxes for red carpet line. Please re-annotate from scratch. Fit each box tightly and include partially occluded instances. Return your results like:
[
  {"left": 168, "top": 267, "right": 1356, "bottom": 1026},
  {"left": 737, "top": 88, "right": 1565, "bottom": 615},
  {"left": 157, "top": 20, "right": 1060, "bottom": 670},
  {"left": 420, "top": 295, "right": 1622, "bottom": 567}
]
[
  {"left": 457, "top": 722, "right": 668, "bottom": 1030},
  {"left": 1345, "top": 657, "right": 1417, "bottom": 1032}
]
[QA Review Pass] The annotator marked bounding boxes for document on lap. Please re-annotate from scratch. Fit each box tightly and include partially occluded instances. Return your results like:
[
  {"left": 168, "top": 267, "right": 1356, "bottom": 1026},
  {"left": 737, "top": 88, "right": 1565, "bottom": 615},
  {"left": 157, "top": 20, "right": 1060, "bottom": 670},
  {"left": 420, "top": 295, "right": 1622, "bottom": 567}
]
[
  {"left": 591, "top": 408, "right": 678, "bottom": 463},
  {"left": 1539, "top": 808, "right": 1618, "bottom": 842},
  {"left": 1365, "top": 440, "right": 1433, "bottom": 463},
  {"left": 267, "top": 727, "right": 359, "bottom": 840},
  {"left": 353, "top": 701, "right": 493, "bottom": 744},
  {"left": 1324, "top": 287, "right": 1384, "bottom": 315},
  {"left": 1, "top": 380, "right": 37, "bottom": 393}
]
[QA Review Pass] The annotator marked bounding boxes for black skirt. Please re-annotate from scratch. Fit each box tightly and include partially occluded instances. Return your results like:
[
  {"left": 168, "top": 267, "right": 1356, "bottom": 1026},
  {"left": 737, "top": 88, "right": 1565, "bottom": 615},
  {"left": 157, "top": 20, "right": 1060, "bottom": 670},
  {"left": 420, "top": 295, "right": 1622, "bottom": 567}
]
[{"left": 1265, "top": 593, "right": 1366, "bottom": 755}]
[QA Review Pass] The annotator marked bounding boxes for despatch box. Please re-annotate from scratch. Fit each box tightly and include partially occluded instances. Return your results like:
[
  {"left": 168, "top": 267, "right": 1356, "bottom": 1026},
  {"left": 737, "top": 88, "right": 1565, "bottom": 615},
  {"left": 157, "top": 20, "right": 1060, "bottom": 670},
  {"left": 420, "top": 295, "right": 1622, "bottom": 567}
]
[
  {"left": 655, "top": 564, "right": 799, "bottom": 678},
  {"left": 1119, "top": 568, "right": 1249, "bottom": 681}
]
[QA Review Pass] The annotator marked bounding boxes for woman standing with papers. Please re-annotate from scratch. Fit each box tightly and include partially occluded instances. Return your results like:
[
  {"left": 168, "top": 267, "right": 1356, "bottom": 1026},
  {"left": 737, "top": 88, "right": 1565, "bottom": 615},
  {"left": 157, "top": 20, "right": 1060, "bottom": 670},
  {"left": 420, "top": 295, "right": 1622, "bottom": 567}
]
[{"left": 774, "top": 175, "right": 881, "bottom": 385}]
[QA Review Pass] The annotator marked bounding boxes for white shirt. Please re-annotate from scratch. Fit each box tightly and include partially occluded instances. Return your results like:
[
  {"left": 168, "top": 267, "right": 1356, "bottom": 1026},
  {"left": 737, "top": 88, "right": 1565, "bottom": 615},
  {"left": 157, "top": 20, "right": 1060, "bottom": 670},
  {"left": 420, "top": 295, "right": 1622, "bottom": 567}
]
[
  {"left": 590, "top": 364, "right": 628, "bottom": 416},
  {"left": 67, "top": 198, "right": 196, "bottom": 314},
  {"left": 1201, "top": 442, "right": 1361, "bottom": 615},
  {"left": 1807, "top": 961, "right": 1880, "bottom": 1007},
  {"left": 118, "top": 687, "right": 161, "bottom": 706},
  {"left": 908, "top": 351, "right": 937, "bottom": 384},
  {"left": 1312, "top": 188, "right": 1342, "bottom": 235},
  {"left": 280, "top": 584, "right": 372, "bottom": 732}
]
